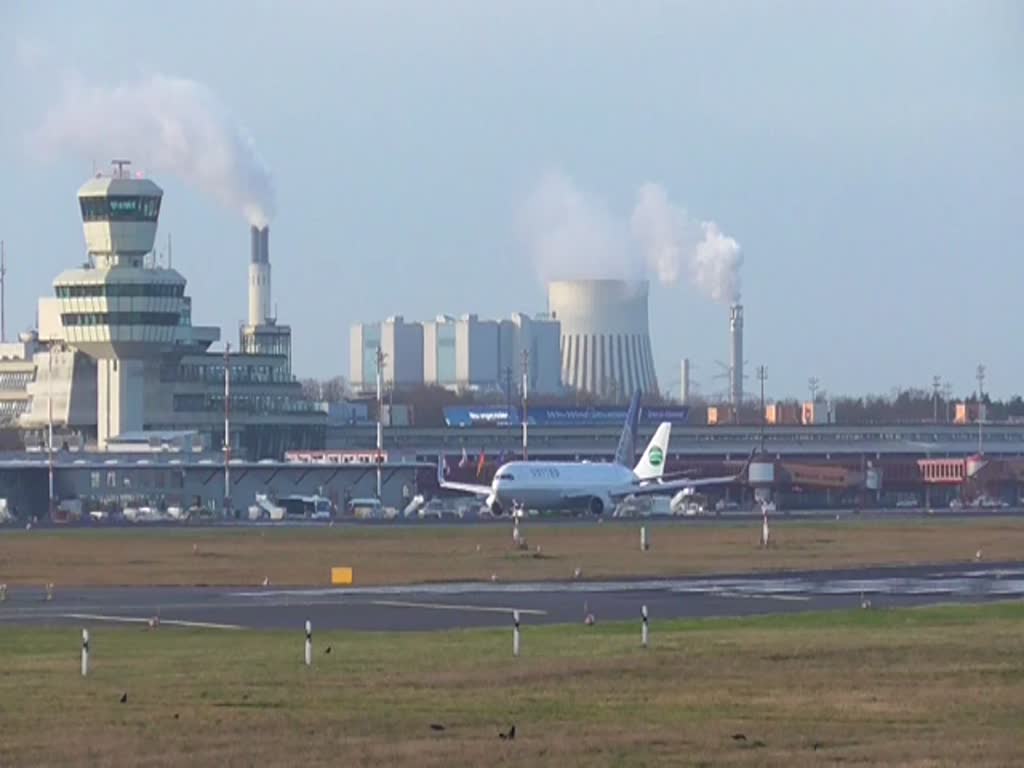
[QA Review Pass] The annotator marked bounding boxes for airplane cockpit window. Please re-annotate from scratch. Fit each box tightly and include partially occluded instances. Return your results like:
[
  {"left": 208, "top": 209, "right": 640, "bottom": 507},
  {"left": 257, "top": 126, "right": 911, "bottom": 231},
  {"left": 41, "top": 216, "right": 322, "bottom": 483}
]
[{"left": 496, "top": 473, "right": 514, "bottom": 481}]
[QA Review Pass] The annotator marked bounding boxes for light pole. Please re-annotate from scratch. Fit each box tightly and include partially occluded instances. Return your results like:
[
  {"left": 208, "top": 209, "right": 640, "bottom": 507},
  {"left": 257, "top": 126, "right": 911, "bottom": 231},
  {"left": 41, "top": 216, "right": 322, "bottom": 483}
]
[
  {"left": 47, "top": 346, "right": 55, "bottom": 518},
  {"left": 808, "top": 376, "right": 819, "bottom": 404},
  {"left": 757, "top": 365, "right": 767, "bottom": 453},
  {"left": 932, "top": 375, "right": 941, "bottom": 423},
  {"left": 376, "top": 346, "right": 387, "bottom": 499},
  {"left": 521, "top": 349, "right": 529, "bottom": 460},
  {"left": 976, "top": 364, "right": 986, "bottom": 455},
  {"left": 224, "top": 343, "right": 231, "bottom": 517}
]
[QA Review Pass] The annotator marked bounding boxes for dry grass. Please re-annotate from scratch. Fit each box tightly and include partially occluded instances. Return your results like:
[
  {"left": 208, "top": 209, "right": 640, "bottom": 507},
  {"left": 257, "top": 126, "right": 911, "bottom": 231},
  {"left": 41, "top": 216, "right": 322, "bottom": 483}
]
[
  {"left": 1, "top": 517, "right": 1022, "bottom": 588},
  {"left": 0, "top": 604, "right": 1021, "bottom": 767}
]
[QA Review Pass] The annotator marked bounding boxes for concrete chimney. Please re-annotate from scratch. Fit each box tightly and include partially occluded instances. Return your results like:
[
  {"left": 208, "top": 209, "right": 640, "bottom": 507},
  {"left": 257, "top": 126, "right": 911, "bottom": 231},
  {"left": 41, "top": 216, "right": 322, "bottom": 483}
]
[
  {"left": 248, "top": 225, "right": 271, "bottom": 325},
  {"left": 729, "top": 304, "right": 743, "bottom": 409}
]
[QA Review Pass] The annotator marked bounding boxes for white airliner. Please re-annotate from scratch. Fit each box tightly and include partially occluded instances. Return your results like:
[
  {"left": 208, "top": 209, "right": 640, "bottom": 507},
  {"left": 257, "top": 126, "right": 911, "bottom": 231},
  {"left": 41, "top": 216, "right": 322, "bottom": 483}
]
[{"left": 439, "top": 391, "right": 746, "bottom": 515}]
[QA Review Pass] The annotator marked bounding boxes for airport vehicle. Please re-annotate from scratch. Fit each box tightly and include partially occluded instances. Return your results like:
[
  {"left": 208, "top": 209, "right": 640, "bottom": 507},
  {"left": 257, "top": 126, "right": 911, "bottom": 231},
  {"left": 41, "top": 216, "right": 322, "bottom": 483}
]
[
  {"left": 347, "top": 497, "right": 384, "bottom": 519},
  {"left": 440, "top": 390, "right": 746, "bottom": 515},
  {"left": 279, "top": 494, "right": 334, "bottom": 520}
]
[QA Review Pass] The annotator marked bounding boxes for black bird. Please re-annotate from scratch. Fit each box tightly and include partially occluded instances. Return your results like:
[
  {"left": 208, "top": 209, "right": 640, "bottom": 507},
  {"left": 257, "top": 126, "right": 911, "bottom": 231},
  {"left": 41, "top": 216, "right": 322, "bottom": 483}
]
[
  {"left": 499, "top": 725, "right": 516, "bottom": 741},
  {"left": 812, "top": 742, "right": 823, "bottom": 751},
  {"left": 119, "top": 693, "right": 128, "bottom": 704},
  {"left": 174, "top": 714, "right": 180, "bottom": 720},
  {"left": 325, "top": 646, "right": 332, "bottom": 655},
  {"left": 429, "top": 724, "right": 446, "bottom": 732},
  {"left": 752, "top": 740, "right": 766, "bottom": 749},
  {"left": 731, "top": 733, "right": 746, "bottom": 742}
]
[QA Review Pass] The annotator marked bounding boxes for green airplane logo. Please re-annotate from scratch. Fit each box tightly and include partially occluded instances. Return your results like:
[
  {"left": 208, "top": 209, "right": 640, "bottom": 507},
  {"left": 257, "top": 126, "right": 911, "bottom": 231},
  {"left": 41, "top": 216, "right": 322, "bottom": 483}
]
[{"left": 648, "top": 446, "right": 664, "bottom": 466}]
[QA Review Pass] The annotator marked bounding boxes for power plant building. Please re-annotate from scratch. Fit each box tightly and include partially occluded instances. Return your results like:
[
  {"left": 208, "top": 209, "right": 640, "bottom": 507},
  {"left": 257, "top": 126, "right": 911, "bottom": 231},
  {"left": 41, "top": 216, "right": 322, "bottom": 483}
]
[
  {"left": 349, "top": 316, "right": 424, "bottom": 392},
  {"left": 353, "top": 313, "right": 562, "bottom": 394},
  {"left": 0, "top": 164, "right": 324, "bottom": 458},
  {"left": 547, "top": 279, "right": 659, "bottom": 398}
]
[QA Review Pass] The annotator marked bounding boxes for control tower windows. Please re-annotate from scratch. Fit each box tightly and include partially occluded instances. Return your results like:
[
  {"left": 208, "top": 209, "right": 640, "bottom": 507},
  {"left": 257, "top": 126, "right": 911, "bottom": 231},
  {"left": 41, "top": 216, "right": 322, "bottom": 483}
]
[
  {"left": 79, "top": 195, "right": 161, "bottom": 222},
  {"left": 61, "top": 311, "right": 182, "bottom": 327},
  {"left": 55, "top": 284, "right": 185, "bottom": 298}
]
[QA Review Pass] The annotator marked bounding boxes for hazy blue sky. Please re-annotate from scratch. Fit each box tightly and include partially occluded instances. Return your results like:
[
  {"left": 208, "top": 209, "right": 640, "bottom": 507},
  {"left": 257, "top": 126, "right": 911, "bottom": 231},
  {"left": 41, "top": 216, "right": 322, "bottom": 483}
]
[{"left": 1, "top": 1, "right": 1021, "bottom": 400}]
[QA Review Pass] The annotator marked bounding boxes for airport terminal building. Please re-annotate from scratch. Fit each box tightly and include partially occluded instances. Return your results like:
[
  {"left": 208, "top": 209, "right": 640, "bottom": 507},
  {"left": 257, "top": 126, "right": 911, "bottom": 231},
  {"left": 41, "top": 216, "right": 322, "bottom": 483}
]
[{"left": 0, "top": 165, "right": 324, "bottom": 459}]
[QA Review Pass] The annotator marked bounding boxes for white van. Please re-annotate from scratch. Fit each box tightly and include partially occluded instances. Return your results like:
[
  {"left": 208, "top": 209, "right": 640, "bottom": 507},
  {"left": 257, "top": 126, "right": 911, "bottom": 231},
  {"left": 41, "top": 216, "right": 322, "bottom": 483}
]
[{"left": 347, "top": 498, "right": 384, "bottom": 519}]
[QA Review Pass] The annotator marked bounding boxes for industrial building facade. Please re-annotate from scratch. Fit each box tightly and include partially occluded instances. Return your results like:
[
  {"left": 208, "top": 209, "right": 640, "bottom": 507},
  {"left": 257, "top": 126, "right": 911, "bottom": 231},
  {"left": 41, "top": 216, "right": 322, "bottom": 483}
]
[{"left": 351, "top": 312, "right": 562, "bottom": 394}]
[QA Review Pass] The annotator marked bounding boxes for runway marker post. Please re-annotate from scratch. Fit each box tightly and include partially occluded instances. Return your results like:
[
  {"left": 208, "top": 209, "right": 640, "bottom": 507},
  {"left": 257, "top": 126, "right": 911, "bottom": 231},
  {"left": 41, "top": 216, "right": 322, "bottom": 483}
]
[
  {"left": 0, "top": 583, "right": 7, "bottom": 601},
  {"left": 45, "top": 582, "right": 54, "bottom": 602},
  {"left": 81, "top": 629, "right": 89, "bottom": 677},
  {"left": 513, "top": 610, "right": 521, "bottom": 657},
  {"left": 304, "top": 620, "right": 312, "bottom": 667},
  {"left": 513, "top": 515, "right": 520, "bottom": 545},
  {"left": 641, "top": 605, "right": 649, "bottom": 648},
  {"left": 641, "top": 525, "right": 649, "bottom": 551}
]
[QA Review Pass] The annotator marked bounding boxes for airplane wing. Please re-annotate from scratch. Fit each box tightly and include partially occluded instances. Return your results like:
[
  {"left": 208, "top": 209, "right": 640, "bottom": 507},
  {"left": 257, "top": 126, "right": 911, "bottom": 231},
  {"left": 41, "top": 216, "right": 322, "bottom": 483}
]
[
  {"left": 612, "top": 449, "right": 757, "bottom": 500},
  {"left": 615, "top": 472, "right": 743, "bottom": 499},
  {"left": 436, "top": 455, "right": 492, "bottom": 497}
]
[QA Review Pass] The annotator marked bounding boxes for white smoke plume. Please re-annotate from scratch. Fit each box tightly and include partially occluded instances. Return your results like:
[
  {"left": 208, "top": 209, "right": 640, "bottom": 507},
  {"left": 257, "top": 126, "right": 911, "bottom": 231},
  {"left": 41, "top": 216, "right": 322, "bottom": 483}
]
[
  {"left": 37, "top": 74, "right": 274, "bottom": 227},
  {"left": 523, "top": 173, "right": 742, "bottom": 303}
]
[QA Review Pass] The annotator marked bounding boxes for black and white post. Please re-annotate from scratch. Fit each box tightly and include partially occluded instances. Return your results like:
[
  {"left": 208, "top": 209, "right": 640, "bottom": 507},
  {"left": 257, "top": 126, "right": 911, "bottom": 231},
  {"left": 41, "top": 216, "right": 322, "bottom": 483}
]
[
  {"left": 640, "top": 525, "right": 649, "bottom": 552},
  {"left": 304, "top": 619, "right": 312, "bottom": 666},
  {"left": 81, "top": 628, "right": 89, "bottom": 677},
  {"left": 513, "top": 610, "right": 521, "bottom": 657},
  {"left": 760, "top": 507, "right": 770, "bottom": 549},
  {"left": 641, "top": 605, "right": 649, "bottom": 648}
]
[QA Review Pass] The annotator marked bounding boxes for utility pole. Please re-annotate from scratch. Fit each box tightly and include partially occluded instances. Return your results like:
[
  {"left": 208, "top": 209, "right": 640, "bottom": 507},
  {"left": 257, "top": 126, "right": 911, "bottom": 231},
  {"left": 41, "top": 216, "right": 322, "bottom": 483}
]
[
  {"left": 757, "top": 365, "right": 767, "bottom": 453},
  {"left": 47, "top": 345, "right": 55, "bottom": 518},
  {"left": 1, "top": 239, "right": 6, "bottom": 343},
  {"left": 932, "top": 375, "right": 942, "bottom": 423},
  {"left": 224, "top": 343, "right": 231, "bottom": 517},
  {"left": 521, "top": 349, "right": 529, "bottom": 460},
  {"left": 808, "top": 376, "right": 819, "bottom": 403},
  {"left": 942, "top": 382, "right": 953, "bottom": 423},
  {"left": 976, "top": 364, "right": 986, "bottom": 455},
  {"left": 376, "top": 345, "right": 387, "bottom": 498}
]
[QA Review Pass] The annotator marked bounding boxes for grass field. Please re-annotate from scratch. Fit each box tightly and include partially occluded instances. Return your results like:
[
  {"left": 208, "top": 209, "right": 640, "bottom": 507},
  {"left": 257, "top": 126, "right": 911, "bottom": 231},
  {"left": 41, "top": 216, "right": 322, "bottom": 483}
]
[
  {"left": 0, "top": 603, "right": 1021, "bottom": 766},
  {"left": 1, "top": 518, "right": 1023, "bottom": 588}
]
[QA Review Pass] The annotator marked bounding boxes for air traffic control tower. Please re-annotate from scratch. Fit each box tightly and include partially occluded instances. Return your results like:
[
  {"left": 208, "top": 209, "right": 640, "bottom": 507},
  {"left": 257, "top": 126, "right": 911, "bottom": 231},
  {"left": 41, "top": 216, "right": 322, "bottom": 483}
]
[{"left": 53, "top": 161, "right": 187, "bottom": 448}]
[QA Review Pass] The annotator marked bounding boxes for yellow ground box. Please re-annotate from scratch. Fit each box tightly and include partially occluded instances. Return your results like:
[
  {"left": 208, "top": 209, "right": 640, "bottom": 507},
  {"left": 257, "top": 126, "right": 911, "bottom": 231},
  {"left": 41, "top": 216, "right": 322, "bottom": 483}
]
[{"left": 331, "top": 566, "right": 353, "bottom": 585}]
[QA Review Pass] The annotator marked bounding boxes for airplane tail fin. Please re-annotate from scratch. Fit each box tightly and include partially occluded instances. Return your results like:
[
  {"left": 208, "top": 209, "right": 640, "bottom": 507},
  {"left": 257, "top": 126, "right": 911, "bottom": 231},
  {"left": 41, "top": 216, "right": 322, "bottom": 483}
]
[
  {"left": 634, "top": 422, "right": 671, "bottom": 480},
  {"left": 613, "top": 389, "right": 642, "bottom": 468}
]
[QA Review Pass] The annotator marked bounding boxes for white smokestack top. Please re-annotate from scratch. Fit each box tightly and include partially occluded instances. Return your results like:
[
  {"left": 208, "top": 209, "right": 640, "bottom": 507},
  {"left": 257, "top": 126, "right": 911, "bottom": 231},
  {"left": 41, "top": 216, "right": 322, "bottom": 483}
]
[
  {"left": 248, "top": 225, "right": 271, "bottom": 325},
  {"left": 38, "top": 74, "right": 275, "bottom": 227},
  {"left": 729, "top": 304, "right": 743, "bottom": 409},
  {"left": 522, "top": 173, "right": 742, "bottom": 302}
]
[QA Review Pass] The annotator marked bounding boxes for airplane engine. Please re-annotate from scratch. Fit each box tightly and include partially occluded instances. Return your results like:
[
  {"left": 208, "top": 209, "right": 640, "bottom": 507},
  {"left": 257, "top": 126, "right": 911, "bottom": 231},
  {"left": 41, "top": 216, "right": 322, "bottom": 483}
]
[
  {"left": 486, "top": 495, "right": 504, "bottom": 516},
  {"left": 588, "top": 496, "right": 606, "bottom": 516}
]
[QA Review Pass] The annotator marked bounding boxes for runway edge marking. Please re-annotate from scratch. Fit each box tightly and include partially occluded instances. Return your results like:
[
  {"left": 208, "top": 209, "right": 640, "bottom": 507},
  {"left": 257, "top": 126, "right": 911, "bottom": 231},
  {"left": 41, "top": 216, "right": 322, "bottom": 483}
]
[
  {"left": 368, "top": 600, "right": 547, "bottom": 615},
  {"left": 63, "top": 613, "right": 244, "bottom": 630}
]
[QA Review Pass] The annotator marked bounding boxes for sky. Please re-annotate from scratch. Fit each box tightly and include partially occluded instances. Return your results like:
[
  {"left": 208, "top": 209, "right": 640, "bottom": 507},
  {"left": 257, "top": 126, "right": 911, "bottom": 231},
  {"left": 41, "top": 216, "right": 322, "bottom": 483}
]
[{"left": 1, "top": 1, "right": 1021, "bottom": 401}]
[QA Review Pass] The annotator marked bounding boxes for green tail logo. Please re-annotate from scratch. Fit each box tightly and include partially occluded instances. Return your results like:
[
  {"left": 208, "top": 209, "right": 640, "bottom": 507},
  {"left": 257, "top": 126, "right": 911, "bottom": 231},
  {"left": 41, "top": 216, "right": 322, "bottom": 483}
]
[{"left": 648, "top": 446, "right": 664, "bottom": 466}]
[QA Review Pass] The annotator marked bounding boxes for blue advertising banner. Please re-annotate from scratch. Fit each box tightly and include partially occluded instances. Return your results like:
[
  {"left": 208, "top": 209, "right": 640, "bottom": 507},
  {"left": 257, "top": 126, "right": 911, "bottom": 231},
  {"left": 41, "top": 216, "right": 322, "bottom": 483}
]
[{"left": 443, "top": 405, "right": 689, "bottom": 427}]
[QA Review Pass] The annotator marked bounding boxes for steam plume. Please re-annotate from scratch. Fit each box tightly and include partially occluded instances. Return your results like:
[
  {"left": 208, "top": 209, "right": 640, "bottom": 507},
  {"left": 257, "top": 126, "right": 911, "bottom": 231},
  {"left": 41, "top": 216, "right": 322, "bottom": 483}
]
[
  {"left": 38, "top": 74, "right": 274, "bottom": 226},
  {"left": 523, "top": 173, "right": 742, "bottom": 303}
]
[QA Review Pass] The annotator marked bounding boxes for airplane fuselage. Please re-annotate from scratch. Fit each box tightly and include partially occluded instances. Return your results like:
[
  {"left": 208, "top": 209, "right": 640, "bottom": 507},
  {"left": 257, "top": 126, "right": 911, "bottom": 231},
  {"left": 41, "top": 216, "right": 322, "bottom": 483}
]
[{"left": 489, "top": 460, "right": 637, "bottom": 513}]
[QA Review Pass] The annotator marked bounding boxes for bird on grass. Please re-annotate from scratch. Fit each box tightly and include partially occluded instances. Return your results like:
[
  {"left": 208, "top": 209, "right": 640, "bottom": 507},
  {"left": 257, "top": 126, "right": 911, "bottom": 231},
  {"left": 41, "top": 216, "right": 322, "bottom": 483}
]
[
  {"left": 429, "top": 724, "right": 446, "bottom": 732},
  {"left": 732, "top": 733, "right": 746, "bottom": 742},
  {"left": 119, "top": 693, "right": 128, "bottom": 704},
  {"left": 499, "top": 725, "right": 516, "bottom": 741},
  {"left": 324, "top": 646, "right": 332, "bottom": 655},
  {"left": 262, "top": 576, "right": 270, "bottom": 587}
]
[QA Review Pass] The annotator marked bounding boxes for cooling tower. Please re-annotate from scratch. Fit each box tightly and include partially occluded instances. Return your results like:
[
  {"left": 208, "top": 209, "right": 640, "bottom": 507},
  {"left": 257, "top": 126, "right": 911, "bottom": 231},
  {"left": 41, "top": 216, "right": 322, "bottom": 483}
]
[{"left": 548, "top": 279, "right": 659, "bottom": 398}]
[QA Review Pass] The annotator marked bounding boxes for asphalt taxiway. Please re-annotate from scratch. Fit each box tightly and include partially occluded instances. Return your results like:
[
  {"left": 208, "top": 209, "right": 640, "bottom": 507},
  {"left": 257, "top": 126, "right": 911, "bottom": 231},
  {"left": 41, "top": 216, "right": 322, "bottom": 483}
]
[{"left": 0, "top": 562, "right": 1022, "bottom": 631}]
